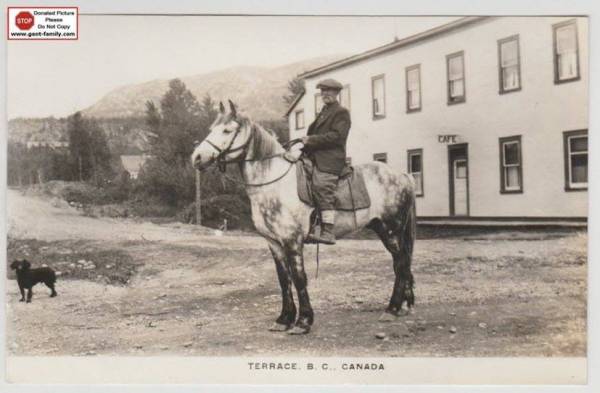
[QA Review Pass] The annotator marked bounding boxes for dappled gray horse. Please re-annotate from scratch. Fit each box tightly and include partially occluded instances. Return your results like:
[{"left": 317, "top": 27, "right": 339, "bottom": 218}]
[{"left": 191, "top": 101, "right": 416, "bottom": 334}]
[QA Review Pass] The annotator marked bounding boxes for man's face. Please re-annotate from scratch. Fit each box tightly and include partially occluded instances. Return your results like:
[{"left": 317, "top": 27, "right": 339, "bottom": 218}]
[{"left": 320, "top": 88, "right": 339, "bottom": 105}]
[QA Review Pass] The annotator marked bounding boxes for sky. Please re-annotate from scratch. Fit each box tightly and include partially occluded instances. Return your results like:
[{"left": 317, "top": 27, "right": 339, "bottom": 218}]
[{"left": 7, "top": 15, "right": 458, "bottom": 119}]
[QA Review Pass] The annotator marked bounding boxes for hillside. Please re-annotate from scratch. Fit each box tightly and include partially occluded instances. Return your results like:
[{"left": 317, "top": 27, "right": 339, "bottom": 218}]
[
  {"left": 82, "top": 55, "right": 344, "bottom": 121},
  {"left": 8, "top": 55, "right": 344, "bottom": 152}
]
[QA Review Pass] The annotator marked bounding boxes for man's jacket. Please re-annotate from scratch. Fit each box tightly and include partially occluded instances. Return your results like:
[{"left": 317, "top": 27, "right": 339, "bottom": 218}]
[{"left": 303, "top": 102, "right": 351, "bottom": 175}]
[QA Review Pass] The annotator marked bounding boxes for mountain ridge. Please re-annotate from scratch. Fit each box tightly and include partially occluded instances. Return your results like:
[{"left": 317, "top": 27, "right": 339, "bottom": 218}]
[{"left": 82, "top": 55, "right": 345, "bottom": 121}]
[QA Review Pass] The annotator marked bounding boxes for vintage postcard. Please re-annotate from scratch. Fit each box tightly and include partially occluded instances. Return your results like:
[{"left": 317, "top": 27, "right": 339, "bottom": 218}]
[{"left": 2, "top": 0, "right": 597, "bottom": 389}]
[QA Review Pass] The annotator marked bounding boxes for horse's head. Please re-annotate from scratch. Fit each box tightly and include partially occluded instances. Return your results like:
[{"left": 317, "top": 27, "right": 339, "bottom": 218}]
[{"left": 191, "top": 100, "right": 253, "bottom": 170}]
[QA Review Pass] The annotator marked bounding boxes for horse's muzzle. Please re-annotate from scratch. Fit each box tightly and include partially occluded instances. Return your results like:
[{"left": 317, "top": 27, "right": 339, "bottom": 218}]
[{"left": 193, "top": 155, "right": 215, "bottom": 171}]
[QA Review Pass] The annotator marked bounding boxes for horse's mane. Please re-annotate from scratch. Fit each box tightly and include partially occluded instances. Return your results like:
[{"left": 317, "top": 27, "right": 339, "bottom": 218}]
[
  {"left": 212, "top": 110, "right": 284, "bottom": 161},
  {"left": 244, "top": 118, "right": 284, "bottom": 161}
]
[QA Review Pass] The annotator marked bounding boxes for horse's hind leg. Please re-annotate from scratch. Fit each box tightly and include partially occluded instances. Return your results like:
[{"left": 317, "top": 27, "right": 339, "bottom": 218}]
[
  {"left": 368, "top": 214, "right": 415, "bottom": 317},
  {"left": 267, "top": 241, "right": 296, "bottom": 331}
]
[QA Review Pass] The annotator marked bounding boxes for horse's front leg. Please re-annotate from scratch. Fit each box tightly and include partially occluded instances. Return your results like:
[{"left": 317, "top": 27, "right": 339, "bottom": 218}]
[
  {"left": 267, "top": 240, "right": 296, "bottom": 331},
  {"left": 285, "top": 237, "right": 314, "bottom": 335}
]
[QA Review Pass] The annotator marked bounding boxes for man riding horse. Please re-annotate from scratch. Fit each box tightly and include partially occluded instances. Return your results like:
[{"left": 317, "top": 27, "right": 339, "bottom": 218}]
[{"left": 301, "top": 78, "right": 351, "bottom": 245}]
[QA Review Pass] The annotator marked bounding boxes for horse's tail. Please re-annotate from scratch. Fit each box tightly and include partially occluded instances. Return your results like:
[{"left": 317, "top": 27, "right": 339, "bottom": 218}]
[
  {"left": 398, "top": 180, "right": 417, "bottom": 306},
  {"left": 400, "top": 186, "right": 416, "bottom": 262}
]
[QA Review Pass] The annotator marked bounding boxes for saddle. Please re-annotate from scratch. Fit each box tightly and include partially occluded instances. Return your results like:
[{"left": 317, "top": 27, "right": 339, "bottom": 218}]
[{"left": 296, "top": 157, "right": 371, "bottom": 211}]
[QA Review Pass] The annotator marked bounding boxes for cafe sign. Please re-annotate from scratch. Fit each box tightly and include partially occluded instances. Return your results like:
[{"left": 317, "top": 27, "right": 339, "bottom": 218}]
[{"left": 437, "top": 134, "right": 461, "bottom": 144}]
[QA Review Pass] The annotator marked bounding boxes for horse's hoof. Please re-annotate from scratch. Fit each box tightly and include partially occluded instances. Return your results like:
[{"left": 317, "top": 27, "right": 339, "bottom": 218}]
[
  {"left": 378, "top": 312, "right": 399, "bottom": 322},
  {"left": 287, "top": 325, "right": 310, "bottom": 335},
  {"left": 268, "top": 323, "right": 290, "bottom": 332}
]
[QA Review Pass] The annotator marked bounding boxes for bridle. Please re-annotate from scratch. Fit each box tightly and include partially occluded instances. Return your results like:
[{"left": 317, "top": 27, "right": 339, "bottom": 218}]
[
  {"left": 199, "top": 121, "right": 303, "bottom": 187},
  {"left": 202, "top": 122, "right": 254, "bottom": 172}
]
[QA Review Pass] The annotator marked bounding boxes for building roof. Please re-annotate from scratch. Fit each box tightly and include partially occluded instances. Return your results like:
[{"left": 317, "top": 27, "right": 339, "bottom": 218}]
[
  {"left": 284, "top": 91, "right": 306, "bottom": 117},
  {"left": 120, "top": 155, "right": 148, "bottom": 174},
  {"left": 299, "top": 16, "right": 488, "bottom": 79}
]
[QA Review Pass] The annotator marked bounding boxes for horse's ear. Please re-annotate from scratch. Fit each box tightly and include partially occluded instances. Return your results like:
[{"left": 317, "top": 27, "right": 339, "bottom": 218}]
[
  {"left": 228, "top": 100, "right": 237, "bottom": 117},
  {"left": 219, "top": 101, "right": 225, "bottom": 114}
]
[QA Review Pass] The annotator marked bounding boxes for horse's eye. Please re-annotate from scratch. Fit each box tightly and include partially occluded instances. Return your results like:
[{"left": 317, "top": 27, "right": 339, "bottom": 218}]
[{"left": 223, "top": 129, "right": 233, "bottom": 134}]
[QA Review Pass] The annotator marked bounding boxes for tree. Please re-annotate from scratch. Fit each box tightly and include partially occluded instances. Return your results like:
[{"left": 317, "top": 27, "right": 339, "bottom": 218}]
[
  {"left": 67, "top": 112, "right": 92, "bottom": 181},
  {"left": 139, "top": 79, "right": 214, "bottom": 207},
  {"left": 87, "top": 119, "right": 113, "bottom": 185},
  {"left": 283, "top": 77, "right": 305, "bottom": 106},
  {"left": 67, "top": 111, "right": 113, "bottom": 183},
  {"left": 199, "top": 94, "right": 219, "bottom": 140},
  {"left": 146, "top": 79, "right": 204, "bottom": 166}
]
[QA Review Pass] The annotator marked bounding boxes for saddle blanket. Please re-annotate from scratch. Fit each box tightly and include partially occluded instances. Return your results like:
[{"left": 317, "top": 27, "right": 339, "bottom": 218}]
[{"left": 296, "top": 158, "right": 371, "bottom": 211}]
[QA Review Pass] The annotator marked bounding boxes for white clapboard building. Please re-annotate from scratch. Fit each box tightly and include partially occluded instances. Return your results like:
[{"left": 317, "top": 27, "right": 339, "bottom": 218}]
[{"left": 287, "top": 16, "right": 588, "bottom": 220}]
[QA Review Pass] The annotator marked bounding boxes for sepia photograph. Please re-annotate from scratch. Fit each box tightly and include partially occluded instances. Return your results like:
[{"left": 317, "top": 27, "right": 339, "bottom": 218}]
[{"left": 2, "top": 1, "right": 595, "bottom": 387}]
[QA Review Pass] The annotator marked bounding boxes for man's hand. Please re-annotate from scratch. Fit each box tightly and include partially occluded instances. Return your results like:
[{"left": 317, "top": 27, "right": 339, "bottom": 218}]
[{"left": 301, "top": 136, "right": 310, "bottom": 144}]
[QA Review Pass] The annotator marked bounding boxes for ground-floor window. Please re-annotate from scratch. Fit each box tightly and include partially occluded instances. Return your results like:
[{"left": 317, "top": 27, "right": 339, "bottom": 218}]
[
  {"left": 407, "top": 149, "right": 423, "bottom": 196},
  {"left": 563, "top": 129, "right": 588, "bottom": 190},
  {"left": 373, "top": 152, "right": 387, "bottom": 163},
  {"left": 499, "top": 135, "right": 523, "bottom": 193},
  {"left": 295, "top": 109, "right": 304, "bottom": 129}
]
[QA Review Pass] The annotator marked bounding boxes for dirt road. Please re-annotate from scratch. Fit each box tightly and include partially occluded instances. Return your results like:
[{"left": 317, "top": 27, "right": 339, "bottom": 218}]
[{"left": 6, "top": 189, "right": 587, "bottom": 356}]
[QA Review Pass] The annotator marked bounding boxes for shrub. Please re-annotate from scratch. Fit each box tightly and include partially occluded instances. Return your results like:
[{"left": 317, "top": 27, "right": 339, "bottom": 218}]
[{"left": 178, "top": 194, "right": 253, "bottom": 230}]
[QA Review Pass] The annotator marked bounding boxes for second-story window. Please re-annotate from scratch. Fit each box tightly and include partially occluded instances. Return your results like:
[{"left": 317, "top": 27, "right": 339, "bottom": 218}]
[
  {"left": 406, "top": 64, "right": 421, "bottom": 112},
  {"left": 371, "top": 75, "right": 386, "bottom": 119},
  {"left": 314, "top": 93, "right": 324, "bottom": 116},
  {"left": 338, "top": 84, "right": 351, "bottom": 111},
  {"left": 295, "top": 110, "right": 305, "bottom": 130},
  {"left": 498, "top": 35, "right": 521, "bottom": 93},
  {"left": 446, "top": 51, "right": 465, "bottom": 104},
  {"left": 553, "top": 20, "right": 580, "bottom": 83}
]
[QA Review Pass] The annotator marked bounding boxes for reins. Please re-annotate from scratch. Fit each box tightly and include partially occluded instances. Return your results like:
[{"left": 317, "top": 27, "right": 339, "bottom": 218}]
[{"left": 203, "top": 124, "right": 301, "bottom": 187}]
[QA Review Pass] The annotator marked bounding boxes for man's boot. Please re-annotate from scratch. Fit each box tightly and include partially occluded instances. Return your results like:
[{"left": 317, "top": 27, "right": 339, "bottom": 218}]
[
  {"left": 308, "top": 210, "right": 336, "bottom": 245},
  {"left": 317, "top": 223, "right": 336, "bottom": 245}
]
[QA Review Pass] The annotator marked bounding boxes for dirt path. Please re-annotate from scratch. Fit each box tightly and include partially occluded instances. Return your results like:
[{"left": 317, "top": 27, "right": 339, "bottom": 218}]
[{"left": 6, "top": 189, "right": 587, "bottom": 356}]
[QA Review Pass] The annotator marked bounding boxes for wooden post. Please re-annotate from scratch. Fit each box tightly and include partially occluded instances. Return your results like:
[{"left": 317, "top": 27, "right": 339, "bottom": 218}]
[
  {"left": 195, "top": 169, "right": 201, "bottom": 225},
  {"left": 78, "top": 155, "right": 83, "bottom": 181}
]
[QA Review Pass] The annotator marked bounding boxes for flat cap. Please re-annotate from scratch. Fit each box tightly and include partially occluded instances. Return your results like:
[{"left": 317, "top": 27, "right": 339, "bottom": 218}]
[{"left": 316, "top": 78, "right": 343, "bottom": 91}]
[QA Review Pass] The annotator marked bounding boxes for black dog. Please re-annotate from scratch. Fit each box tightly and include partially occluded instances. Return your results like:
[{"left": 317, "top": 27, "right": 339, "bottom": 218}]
[{"left": 10, "top": 259, "right": 58, "bottom": 303}]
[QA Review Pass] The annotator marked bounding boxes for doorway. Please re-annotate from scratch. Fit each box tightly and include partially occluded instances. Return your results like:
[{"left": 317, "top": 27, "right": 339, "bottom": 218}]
[{"left": 448, "top": 144, "right": 469, "bottom": 216}]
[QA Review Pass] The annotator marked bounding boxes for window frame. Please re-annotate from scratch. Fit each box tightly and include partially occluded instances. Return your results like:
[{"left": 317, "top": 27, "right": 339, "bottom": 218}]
[
  {"left": 338, "top": 84, "right": 351, "bottom": 112},
  {"left": 294, "top": 109, "right": 305, "bottom": 130},
  {"left": 563, "top": 129, "right": 588, "bottom": 191},
  {"left": 405, "top": 64, "right": 422, "bottom": 113},
  {"left": 314, "top": 93, "right": 323, "bottom": 117},
  {"left": 497, "top": 34, "right": 522, "bottom": 94},
  {"left": 407, "top": 148, "right": 424, "bottom": 197},
  {"left": 553, "top": 19, "right": 580, "bottom": 84},
  {"left": 373, "top": 152, "right": 388, "bottom": 163},
  {"left": 371, "top": 74, "right": 386, "bottom": 120},
  {"left": 498, "top": 135, "right": 524, "bottom": 194},
  {"left": 446, "top": 50, "right": 466, "bottom": 105}
]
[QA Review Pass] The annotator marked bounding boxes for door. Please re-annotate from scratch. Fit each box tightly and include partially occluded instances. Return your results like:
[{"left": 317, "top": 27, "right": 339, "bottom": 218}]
[
  {"left": 453, "top": 159, "right": 468, "bottom": 215},
  {"left": 448, "top": 144, "right": 469, "bottom": 216}
]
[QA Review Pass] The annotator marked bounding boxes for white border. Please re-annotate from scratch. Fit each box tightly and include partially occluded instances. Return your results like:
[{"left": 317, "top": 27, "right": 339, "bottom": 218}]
[{"left": 1, "top": 0, "right": 598, "bottom": 391}]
